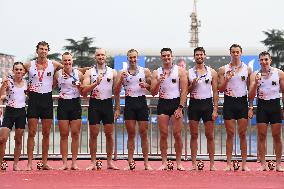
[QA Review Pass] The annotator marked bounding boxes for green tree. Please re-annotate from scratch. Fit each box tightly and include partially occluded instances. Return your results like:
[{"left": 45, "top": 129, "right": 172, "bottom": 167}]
[
  {"left": 63, "top": 37, "right": 97, "bottom": 67},
  {"left": 261, "top": 29, "right": 284, "bottom": 69}
]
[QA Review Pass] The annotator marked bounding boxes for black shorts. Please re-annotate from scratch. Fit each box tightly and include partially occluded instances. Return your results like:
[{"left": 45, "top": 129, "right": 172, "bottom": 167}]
[
  {"left": 223, "top": 95, "right": 248, "bottom": 120},
  {"left": 256, "top": 98, "right": 281, "bottom": 124},
  {"left": 188, "top": 98, "right": 213, "bottom": 122},
  {"left": 88, "top": 98, "right": 114, "bottom": 125},
  {"left": 1, "top": 106, "right": 26, "bottom": 130},
  {"left": 57, "top": 98, "right": 82, "bottom": 121},
  {"left": 157, "top": 97, "right": 180, "bottom": 116},
  {"left": 27, "top": 91, "right": 53, "bottom": 119},
  {"left": 124, "top": 96, "right": 149, "bottom": 121}
]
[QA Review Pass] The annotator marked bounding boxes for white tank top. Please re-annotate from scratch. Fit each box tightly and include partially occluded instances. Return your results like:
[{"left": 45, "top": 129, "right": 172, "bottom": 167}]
[
  {"left": 28, "top": 60, "right": 54, "bottom": 93},
  {"left": 257, "top": 68, "right": 280, "bottom": 100},
  {"left": 6, "top": 78, "right": 27, "bottom": 108},
  {"left": 122, "top": 66, "right": 146, "bottom": 97},
  {"left": 157, "top": 65, "right": 180, "bottom": 99},
  {"left": 58, "top": 69, "right": 80, "bottom": 99},
  {"left": 224, "top": 62, "right": 248, "bottom": 97},
  {"left": 188, "top": 66, "right": 212, "bottom": 99},
  {"left": 90, "top": 66, "right": 113, "bottom": 100}
]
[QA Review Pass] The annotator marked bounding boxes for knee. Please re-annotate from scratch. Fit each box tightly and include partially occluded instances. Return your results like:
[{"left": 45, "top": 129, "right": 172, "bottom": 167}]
[
  {"left": 14, "top": 138, "right": 22, "bottom": 146},
  {"left": 0, "top": 137, "right": 8, "bottom": 145},
  {"left": 238, "top": 131, "right": 247, "bottom": 139},
  {"left": 226, "top": 130, "right": 234, "bottom": 139},
  {"left": 190, "top": 132, "right": 198, "bottom": 140},
  {"left": 71, "top": 132, "right": 79, "bottom": 140},
  {"left": 127, "top": 131, "right": 136, "bottom": 140},
  {"left": 28, "top": 130, "right": 37, "bottom": 138},
  {"left": 173, "top": 131, "right": 182, "bottom": 140},
  {"left": 205, "top": 132, "right": 214, "bottom": 141},
  {"left": 258, "top": 133, "right": 266, "bottom": 142},
  {"left": 272, "top": 133, "right": 282, "bottom": 143},
  {"left": 42, "top": 131, "right": 50, "bottom": 139},
  {"left": 139, "top": 129, "right": 148, "bottom": 139},
  {"left": 60, "top": 133, "right": 69, "bottom": 140},
  {"left": 160, "top": 130, "right": 168, "bottom": 139},
  {"left": 104, "top": 131, "right": 113, "bottom": 139}
]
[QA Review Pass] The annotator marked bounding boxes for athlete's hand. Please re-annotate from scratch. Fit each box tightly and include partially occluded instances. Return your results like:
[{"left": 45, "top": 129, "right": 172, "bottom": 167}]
[
  {"left": 174, "top": 108, "right": 183, "bottom": 119},
  {"left": 255, "top": 73, "right": 261, "bottom": 85},
  {"left": 225, "top": 70, "right": 234, "bottom": 81},
  {"left": 159, "top": 74, "right": 166, "bottom": 83},
  {"left": 212, "top": 109, "right": 218, "bottom": 121},
  {"left": 114, "top": 109, "right": 120, "bottom": 120},
  {"left": 139, "top": 80, "right": 149, "bottom": 88},
  {"left": 248, "top": 108, "right": 254, "bottom": 119},
  {"left": 1, "top": 79, "right": 9, "bottom": 88},
  {"left": 191, "top": 77, "right": 199, "bottom": 89},
  {"left": 121, "top": 71, "right": 128, "bottom": 80},
  {"left": 96, "top": 73, "right": 103, "bottom": 85}
]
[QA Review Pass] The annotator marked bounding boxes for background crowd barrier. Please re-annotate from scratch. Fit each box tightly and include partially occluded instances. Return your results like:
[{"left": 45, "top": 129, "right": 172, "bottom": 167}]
[{"left": 2, "top": 95, "right": 284, "bottom": 161}]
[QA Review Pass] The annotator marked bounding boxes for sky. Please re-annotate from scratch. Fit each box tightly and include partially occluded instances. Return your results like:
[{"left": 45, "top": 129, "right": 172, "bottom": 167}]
[{"left": 1, "top": 0, "right": 283, "bottom": 60}]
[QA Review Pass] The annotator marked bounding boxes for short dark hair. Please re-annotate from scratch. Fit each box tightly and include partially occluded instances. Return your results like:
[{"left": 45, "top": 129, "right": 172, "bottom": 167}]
[
  {"left": 62, "top": 52, "right": 72, "bottom": 56},
  {"left": 194, "top": 47, "right": 206, "bottom": 55},
  {"left": 229, "top": 44, "right": 242, "bottom": 53},
  {"left": 160, "top": 48, "right": 172, "bottom": 55},
  {"left": 258, "top": 51, "right": 271, "bottom": 59},
  {"left": 13, "top": 61, "right": 24, "bottom": 70},
  {"left": 127, "top": 49, "right": 138, "bottom": 56},
  {"left": 36, "top": 41, "right": 50, "bottom": 51}
]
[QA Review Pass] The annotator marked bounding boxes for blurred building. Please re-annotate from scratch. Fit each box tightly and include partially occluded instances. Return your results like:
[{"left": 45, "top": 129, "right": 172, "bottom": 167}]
[{"left": 0, "top": 53, "right": 14, "bottom": 77}]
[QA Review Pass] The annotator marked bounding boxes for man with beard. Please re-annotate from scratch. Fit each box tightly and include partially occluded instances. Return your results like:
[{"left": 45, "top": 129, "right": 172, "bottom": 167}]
[{"left": 187, "top": 47, "right": 218, "bottom": 171}]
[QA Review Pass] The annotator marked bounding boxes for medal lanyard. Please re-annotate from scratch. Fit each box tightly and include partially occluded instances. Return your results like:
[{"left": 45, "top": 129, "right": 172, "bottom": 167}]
[
  {"left": 36, "top": 61, "right": 47, "bottom": 82},
  {"left": 194, "top": 65, "right": 208, "bottom": 79},
  {"left": 229, "top": 62, "right": 243, "bottom": 72},
  {"left": 162, "top": 65, "right": 173, "bottom": 76},
  {"left": 64, "top": 69, "right": 77, "bottom": 82},
  {"left": 95, "top": 64, "right": 107, "bottom": 76},
  {"left": 127, "top": 65, "right": 139, "bottom": 76},
  {"left": 258, "top": 67, "right": 271, "bottom": 78}
]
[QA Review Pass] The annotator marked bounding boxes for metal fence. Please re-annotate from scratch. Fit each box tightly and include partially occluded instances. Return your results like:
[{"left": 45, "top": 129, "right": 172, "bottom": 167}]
[{"left": 2, "top": 95, "right": 284, "bottom": 160}]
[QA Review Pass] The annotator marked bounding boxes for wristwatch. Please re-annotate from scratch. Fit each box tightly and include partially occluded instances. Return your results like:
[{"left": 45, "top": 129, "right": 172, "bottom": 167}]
[{"left": 178, "top": 104, "right": 184, "bottom": 109}]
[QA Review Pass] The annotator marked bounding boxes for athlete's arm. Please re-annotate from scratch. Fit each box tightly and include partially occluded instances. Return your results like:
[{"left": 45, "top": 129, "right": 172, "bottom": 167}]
[
  {"left": 150, "top": 70, "right": 160, "bottom": 96},
  {"left": 179, "top": 67, "right": 188, "bottom": 107},
  {"left": 217, "top": 66, "right": 228, "bottom": 92},
  {"left": 114, "top": 70, "right": 124, "bottom": 96},
  {"left": 143, "top": 68, "right": 152, "bottom": 92},
  {"left": 279, "top": 70, "right": 284, "bottom": 108},
  {"left": 211, "top": 68, "right": 219, "bottom": 120}
]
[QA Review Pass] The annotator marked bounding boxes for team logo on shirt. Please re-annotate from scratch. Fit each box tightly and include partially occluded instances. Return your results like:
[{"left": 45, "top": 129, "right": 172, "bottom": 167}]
[
  {"left": 107, "top": 78, "right": 111, "bottom": 82},
  {"left": 205, "top": 78, "right": 209, "bottom": 84},
  {"left": 47, "top": 72, "right": 52, "bottom": 76},
  {"left": 272, "top": 81, "right": 277, "bottom": 85},
  {"left": 241, "top": 76, "right": 246, "bottom": 81},
  {"left": 172, "top": 79, "right": 176, "bottom": 83}
]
